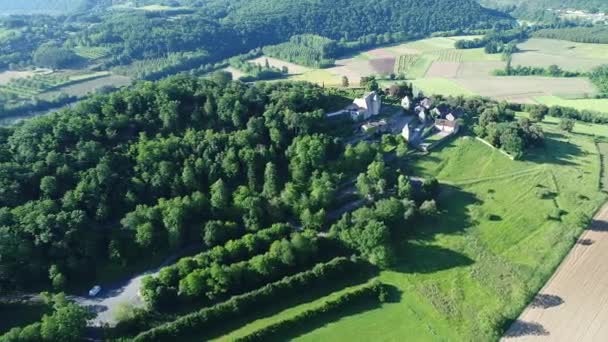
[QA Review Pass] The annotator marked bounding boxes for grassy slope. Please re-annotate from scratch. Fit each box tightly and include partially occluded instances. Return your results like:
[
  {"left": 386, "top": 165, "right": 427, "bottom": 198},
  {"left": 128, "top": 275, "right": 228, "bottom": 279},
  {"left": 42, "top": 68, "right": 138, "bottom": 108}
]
[{"left": 293, "top": 124, "right": 606, "bottom": 340}]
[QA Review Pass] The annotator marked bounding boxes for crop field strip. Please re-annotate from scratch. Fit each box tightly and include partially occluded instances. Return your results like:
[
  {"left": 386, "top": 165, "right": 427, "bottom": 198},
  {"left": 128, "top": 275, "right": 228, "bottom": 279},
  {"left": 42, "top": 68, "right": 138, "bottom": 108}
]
[{"left": 0, "top": 71, "right": 110, "bottom": 98}]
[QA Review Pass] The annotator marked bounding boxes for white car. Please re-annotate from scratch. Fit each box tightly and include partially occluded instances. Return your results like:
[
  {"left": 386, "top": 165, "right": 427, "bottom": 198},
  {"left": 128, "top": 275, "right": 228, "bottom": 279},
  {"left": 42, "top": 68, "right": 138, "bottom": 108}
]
[{"left": 88, "top": 285, "right": 102, "bottom": 297}]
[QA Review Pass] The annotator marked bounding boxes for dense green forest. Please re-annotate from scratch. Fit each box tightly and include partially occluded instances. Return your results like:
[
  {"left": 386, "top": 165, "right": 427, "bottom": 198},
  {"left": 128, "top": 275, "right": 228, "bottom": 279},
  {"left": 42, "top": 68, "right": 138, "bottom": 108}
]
[
  {"left": 262, "top": 35, "right": 338, "bottom": 68},
  {"left": 533, "top": 26, "right": 608, "bottom": 44}
]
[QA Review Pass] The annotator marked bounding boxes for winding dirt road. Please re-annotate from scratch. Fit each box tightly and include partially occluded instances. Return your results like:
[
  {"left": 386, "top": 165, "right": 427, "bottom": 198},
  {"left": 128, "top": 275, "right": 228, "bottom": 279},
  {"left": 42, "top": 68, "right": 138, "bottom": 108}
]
[{"left": 503, "top": 203, "right": 608, "bottom": 341}]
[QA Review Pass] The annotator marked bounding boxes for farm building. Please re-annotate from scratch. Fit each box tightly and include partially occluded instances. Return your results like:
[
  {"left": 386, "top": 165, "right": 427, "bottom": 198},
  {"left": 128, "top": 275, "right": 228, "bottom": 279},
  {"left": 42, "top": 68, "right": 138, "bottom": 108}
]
[
  {"left": 362, "top": 119, "right": 388, "bottom": 134},
  {"left": 435, "top": 119, "right": 459, "bottom": 133},
  {"left": 349, "top": 91, "right": 382, "bottom": 121},
  {"left": 326, "top": 91, "right": 382, "bottom": 121}
]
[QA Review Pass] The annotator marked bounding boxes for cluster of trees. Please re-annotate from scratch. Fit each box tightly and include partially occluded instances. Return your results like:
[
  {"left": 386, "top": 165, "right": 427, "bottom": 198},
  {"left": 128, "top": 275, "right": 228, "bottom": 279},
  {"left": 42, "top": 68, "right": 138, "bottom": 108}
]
[
  {"left": 589, "top": 65, "right": 608, "bottom": 95},
  {"left": 494, "top": 63, "right": 583, "bottom": 77},
  {"left": 228, "top": 56, "right": 286, "bottom": 82},
  {"left": 533, "top": 26, "right": 608, "bottom": 44},
  {"left": 0, "top": 76, "right": 356, "bottom": 292},
  {"left": 0, "top": 16, "right": 68, "bottom": 69},
  {"left": 129, "top": 257, "right": 364, "bottom": 341},
  {"left": 333, "top": 160, "right": 439, "bottom": 267},
  {"left": 262, "top": 35, "right": 338, "bottom": 68},
  {"left": 0, "top": 293, "right": 92, "bottom": 342},
  {"left": 474, "top": 103, "right": 544, "bottom": 158},
  {"left": 32, "top": 44, "right": 80, "bottom": 69}
]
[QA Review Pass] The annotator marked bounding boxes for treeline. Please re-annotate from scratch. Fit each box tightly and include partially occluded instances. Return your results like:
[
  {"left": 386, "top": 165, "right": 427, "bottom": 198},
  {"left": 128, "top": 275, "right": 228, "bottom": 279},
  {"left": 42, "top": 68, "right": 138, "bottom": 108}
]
[
  {"left": 533, "top": 26, "right": 608, "bottom": 44},
  {"left": 130, "top": 257, "right": 367, "bottom": 341},
  {"left": 139, "top": 223, "right": 291, "bottom": 309},
  {"left": 455, "top": 27, "right": 528, "bottom": 55},
  {"left": 263, "top": 35, "right": 338, "bottom": 68},
  {"left": 509, "top": 102, "right": 608, "bottom": 124},
  {"left": 494, "top": 63, "right": 583, "bottom": 77}
]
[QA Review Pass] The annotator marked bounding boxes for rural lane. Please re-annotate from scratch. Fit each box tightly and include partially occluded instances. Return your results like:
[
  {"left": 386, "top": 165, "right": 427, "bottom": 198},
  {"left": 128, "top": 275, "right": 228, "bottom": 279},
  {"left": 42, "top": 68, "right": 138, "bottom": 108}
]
[
  {"left": 503, "top": 202, "right": 608, "bottom": 341},
  {"left": 73, "top": 244, "right": 201, "bottom": 326}
]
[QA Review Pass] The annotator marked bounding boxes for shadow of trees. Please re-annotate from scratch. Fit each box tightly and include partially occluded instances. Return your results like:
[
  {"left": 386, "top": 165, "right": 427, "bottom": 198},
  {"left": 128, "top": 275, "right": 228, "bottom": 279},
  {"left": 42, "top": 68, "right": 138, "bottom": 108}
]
[
  {"left": 264, "top": 295, "right": 384, "bottom": 342},
  {"left": 392, "top": 243, "right": 474, "bottom": 274},
  {"left": 530, "top": 294, "right": 564, "bottom": 309},
  {"left": 525, "top": 132, "right": 584, "bottom": 166},
  {"left": 577, "top": 238, "right": 594, "bottom": 246},
  {"left": 503, "top": 320, "right": 549, "bottom": 338},
  {"left": 202, "top": 265, "right": 379, "bottom": 340},
  {"left": 588, "top": 219, "right": 608, "bottom": 232}
]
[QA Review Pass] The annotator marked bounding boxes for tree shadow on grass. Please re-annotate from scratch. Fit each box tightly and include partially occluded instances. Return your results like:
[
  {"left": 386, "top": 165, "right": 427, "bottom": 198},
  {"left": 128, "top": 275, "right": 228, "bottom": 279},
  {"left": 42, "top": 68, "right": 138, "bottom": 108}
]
[
  {"left": 263, "top": 294, "right": 385, "bottom": 342},
  {"left": 202, "top": 265, "right": 379, "bottom": 340},
  {"left": 414, "top": 184, "right": 482, "bottom": 239},
  {"left": 392, "top": 243, "right": 474, "bottom": 274},
  {"left": 525, "top": 132, "right": 584, "bottom": 166}
]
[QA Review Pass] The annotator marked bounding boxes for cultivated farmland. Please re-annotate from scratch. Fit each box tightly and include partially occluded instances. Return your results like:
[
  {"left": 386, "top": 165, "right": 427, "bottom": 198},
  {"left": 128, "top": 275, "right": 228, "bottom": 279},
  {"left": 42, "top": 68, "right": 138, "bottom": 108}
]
[{"left": 512, "top": 39, "right": 608, "bottom": 72}]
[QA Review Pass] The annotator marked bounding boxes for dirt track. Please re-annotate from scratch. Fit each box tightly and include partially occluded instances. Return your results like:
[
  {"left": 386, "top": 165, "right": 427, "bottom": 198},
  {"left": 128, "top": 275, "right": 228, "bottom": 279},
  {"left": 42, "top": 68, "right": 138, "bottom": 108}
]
[{"left": 503, "top": 203, "right": 608, "bottom": 341}]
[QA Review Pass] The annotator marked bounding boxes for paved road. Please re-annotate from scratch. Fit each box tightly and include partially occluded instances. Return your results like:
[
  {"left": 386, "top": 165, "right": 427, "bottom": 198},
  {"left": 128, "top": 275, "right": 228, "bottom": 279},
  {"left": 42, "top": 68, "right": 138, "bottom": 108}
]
[
  {"left": 503, "top": 203, "right": 608, "bottom": 341},
  {"left": 74, "top": 245, "right": 200, "bottom": 326}
]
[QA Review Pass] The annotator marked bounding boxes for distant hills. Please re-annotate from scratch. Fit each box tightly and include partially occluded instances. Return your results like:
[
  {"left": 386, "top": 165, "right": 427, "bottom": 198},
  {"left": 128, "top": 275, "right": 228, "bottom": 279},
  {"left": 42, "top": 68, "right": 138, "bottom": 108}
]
[
  {"left": 218, "top": 0, "right": 511, "bottom": 40},
  {"left": 0, "top": 0, "right": 87, "bottom": 15}
]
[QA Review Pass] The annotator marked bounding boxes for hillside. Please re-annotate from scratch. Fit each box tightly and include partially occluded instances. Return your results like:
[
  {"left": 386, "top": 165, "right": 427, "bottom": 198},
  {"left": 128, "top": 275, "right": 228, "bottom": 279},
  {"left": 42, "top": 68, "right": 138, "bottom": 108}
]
[{"left": 220, "top": 0, "right": 510, "bottom": 40}]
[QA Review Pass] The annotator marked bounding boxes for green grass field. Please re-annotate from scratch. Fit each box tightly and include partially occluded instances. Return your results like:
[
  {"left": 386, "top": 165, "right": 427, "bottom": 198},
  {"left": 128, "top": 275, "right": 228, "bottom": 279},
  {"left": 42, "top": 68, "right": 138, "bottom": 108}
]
[
  {"left": 211, "top": 117, "right": 607, "bottom": 341},
  {"left": 289, "top": 69, "right": 341, "bottom": 86},
  {"left": 410, "top": 78, "right": 475, "bottom": 97},
  {"left": 535, "top": 96, "right": 608, "bottom": 114},
  {"left": 296, "top": 126, "right": 605, "bottom": 341},
  {"left": 74, "top": 46, "right": 111, "bottom": 60},
  {"left": 513, "top": 39, "right": 608, "bottom": 72}
]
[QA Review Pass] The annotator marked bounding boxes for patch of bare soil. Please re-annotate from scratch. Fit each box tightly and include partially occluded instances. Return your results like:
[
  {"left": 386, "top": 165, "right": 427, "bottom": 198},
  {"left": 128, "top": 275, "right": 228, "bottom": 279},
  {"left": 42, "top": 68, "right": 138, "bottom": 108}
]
[
  {"left": 425, "top": 62, "right": 461, "bottom": 78},
  {"left": 503, "top": 203, "right": 608, "bottom": 341},
  {"left": 369, "top": 58, "right": 396, "bottom": 74}
]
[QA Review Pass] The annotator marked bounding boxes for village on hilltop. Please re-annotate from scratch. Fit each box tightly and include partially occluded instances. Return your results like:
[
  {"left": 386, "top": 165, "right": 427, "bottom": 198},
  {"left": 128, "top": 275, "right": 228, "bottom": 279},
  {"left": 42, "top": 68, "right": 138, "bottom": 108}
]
[{"left": 328, "top": 89, "right": 462, "bottom": 151}]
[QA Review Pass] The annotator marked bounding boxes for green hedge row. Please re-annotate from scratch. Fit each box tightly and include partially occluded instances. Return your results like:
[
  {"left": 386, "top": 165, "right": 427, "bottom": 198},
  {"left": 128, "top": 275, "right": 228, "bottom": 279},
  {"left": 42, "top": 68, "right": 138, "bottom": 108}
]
[
  {"left": 234, "top": 280, "right": 385, "bottom": 342},
  {"left": 133, "top": 257, "right": 365, "bottom": 342},
  {"left": 150, "top": 223, "right": 291, "bottom": 289}
]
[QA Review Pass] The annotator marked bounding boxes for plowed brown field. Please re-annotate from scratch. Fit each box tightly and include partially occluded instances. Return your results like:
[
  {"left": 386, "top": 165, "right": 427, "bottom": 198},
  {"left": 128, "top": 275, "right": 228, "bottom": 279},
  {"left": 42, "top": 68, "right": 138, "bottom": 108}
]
[{"left": 503, "top": 203, "right": 608, "bottom": 342}]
